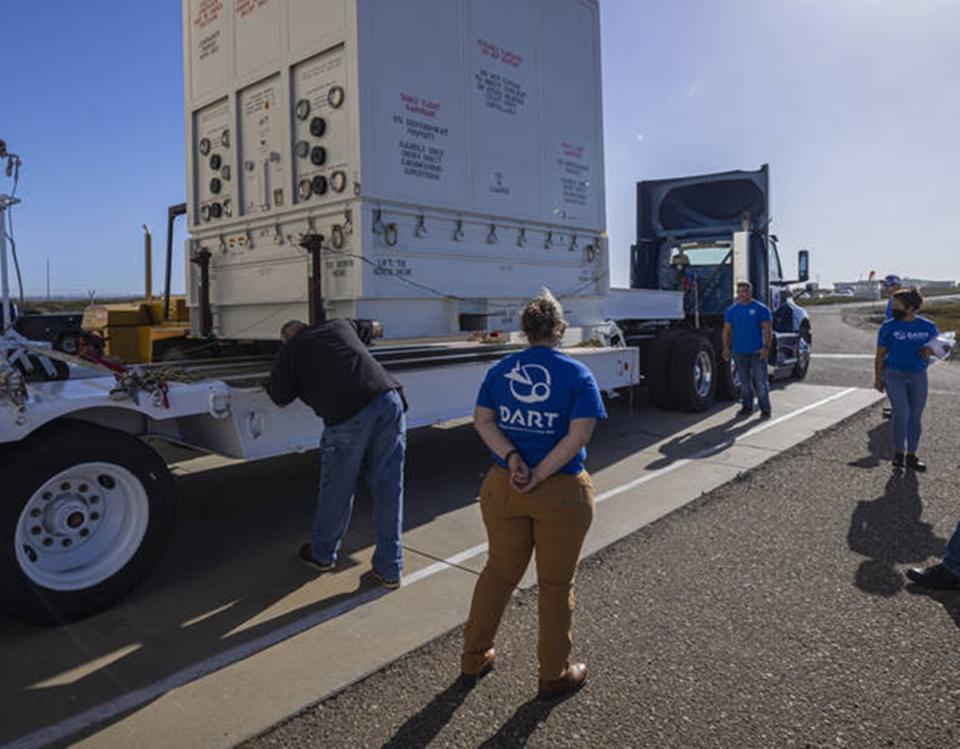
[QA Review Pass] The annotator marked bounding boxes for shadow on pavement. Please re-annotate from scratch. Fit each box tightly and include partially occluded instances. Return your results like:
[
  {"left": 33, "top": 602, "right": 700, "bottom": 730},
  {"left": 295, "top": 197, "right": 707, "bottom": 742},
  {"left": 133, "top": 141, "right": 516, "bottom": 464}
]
[
  {"left": 847, "top": 421, "right": 890, "bottom": 468},
  {"left": 644, "top": 414, "right": 759, "bottom": 470},
  {"left": 477, "top": 696, "right": 567, "bottom": 748},
  {"left": 847, "top": 470, "right": 946, "bottom": 597},
  {"left": 380, "top": 676, "right": 479, "bottom": 749}
]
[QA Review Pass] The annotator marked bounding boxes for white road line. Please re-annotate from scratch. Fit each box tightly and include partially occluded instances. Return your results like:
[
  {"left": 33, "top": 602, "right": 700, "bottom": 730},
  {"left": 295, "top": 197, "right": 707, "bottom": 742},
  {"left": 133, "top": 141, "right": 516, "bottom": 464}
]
[{"left": 1, "top": 386, "right": 861, "bottom": 749}]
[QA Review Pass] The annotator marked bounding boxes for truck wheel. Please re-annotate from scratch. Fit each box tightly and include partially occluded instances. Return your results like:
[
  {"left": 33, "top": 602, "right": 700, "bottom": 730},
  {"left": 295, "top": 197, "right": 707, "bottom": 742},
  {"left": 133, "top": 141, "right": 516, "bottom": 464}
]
[
  {"left": 716, "top": 353, "right": 742, "bottom": 401},
  {"left": 647, "top": 330, "right": 683, "bottom": 409},
  {"left": 793, "top": 323, "right": 812, "bottom": 379},
  {"left": 669, "top": 334, "right": 718, "bottom": 412},
  {"left": 0, "top": 422, "right": 175, "bottom": 624}
]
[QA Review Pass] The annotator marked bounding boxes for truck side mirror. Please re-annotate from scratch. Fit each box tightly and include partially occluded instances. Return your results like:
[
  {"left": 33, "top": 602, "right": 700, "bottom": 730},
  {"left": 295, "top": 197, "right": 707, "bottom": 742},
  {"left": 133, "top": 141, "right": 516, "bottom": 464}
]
[{"left": 797, "top": 250, "right": 810, "bottom": 283}]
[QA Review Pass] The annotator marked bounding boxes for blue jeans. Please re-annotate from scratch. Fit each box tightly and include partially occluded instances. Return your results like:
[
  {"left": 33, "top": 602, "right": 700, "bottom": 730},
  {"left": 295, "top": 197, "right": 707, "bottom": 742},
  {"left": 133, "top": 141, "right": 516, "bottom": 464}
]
[
  {"left": 734, "top": 352, "right": 771, "bottom": 414},
  {"left": 883, "top": 368, "right": 928, "bottom": 453},
  {"left": 312, "top": 390, "right": 406, "bottom": 579},
  {"left": 943, "top": 522, "right": 960, "bottom": 577}
]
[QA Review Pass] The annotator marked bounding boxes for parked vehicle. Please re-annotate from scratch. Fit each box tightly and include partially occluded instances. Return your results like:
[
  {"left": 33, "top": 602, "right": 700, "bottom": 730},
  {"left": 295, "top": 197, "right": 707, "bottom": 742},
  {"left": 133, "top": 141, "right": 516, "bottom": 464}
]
[{"left": 622, "top": 165, "right": 812, "bottom": 411}]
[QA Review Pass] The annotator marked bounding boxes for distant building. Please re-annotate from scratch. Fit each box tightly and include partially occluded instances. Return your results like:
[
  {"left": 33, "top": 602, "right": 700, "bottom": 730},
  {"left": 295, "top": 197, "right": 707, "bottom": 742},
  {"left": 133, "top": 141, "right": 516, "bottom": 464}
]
[
  {"left": 902, "top": 278, "right": 957, "bottom": 290},
  {"left": 833, "top": 280, "right": 881, "bottom": 300}
]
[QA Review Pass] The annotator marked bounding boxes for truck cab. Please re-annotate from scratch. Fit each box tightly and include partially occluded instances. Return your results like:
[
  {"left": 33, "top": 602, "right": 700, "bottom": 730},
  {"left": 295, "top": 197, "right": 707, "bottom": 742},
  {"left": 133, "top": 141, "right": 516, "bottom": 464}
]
[{"left": 627, "top": 164, "right": 812, "bottom": 408}]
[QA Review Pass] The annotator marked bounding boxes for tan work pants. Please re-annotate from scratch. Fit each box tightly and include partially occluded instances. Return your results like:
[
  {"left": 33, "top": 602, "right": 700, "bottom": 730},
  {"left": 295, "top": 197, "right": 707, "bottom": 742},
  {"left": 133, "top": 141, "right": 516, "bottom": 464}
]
[{"left": 461, "top": 465, "right": 595, "bottom": 681}]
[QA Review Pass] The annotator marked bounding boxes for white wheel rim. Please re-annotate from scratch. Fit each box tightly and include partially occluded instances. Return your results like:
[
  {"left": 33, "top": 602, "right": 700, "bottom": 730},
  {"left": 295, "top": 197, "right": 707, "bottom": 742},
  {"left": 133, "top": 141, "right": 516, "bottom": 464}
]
[
  {"left": 14, "top": 462, "right": 150, "bottom": 591},
  {"left": 693, "top": 350, "right": 714, "bottom": 398}
]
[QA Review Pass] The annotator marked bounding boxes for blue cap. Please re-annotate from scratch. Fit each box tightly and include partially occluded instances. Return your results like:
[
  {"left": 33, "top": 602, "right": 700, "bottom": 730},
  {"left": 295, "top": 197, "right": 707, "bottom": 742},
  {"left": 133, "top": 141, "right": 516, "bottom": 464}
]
[{"left": 882, "top": 274, "right": 902, "bottom": 288}]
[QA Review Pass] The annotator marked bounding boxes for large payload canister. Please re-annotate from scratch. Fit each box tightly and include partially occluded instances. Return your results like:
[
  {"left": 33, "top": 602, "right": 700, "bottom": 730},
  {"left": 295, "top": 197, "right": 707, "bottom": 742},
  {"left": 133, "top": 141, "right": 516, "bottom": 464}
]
[{"left": 182, "top": 0, "right": 607, "bottom": 340}]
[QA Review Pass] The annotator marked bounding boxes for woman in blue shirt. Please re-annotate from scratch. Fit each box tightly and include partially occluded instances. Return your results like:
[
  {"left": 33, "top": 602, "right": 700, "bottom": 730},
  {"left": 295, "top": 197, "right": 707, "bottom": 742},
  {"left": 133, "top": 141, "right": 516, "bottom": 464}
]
[
  {"left": 461, "top": 289, "right": 606, "bottom": 701},
  {"left": 874, "top": 288, "right": 939, "bottom": 471}
]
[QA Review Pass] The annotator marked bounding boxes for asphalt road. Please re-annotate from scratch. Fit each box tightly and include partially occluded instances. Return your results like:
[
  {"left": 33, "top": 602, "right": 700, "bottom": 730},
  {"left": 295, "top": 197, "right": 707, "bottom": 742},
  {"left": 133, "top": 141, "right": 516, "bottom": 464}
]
[{"left": 242, "top": 307, "right": 960, "bottom": 748}]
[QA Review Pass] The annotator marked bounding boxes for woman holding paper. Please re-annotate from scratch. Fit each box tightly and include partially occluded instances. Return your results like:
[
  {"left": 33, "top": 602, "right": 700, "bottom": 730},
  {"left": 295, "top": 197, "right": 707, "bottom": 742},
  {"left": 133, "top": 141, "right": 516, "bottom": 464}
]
[{"left": 873, "top": 288, "right": 940, "bottom": 471}]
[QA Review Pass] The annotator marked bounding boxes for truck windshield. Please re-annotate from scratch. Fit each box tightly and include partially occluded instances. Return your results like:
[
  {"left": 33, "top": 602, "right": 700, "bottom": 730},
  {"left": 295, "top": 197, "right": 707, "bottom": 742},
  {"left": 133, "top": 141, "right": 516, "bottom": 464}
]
[{"left": 670, "top": 246, "right": 730, "bottom": 266}]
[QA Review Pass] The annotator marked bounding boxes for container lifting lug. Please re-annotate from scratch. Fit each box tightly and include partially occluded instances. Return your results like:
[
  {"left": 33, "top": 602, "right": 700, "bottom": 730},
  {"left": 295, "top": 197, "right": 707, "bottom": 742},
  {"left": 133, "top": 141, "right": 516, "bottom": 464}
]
[
  {"left": 453, "top": 220, "right": 464, "bottom": 242},
  {"left": 486, "top": 224, "right": 498, "bottom": 245},
  {"left": 517, "top": 227, "right": 527, "bottom": 248},
  {"left": 415, "top": 215, "right": 428, "bottom": 238}
]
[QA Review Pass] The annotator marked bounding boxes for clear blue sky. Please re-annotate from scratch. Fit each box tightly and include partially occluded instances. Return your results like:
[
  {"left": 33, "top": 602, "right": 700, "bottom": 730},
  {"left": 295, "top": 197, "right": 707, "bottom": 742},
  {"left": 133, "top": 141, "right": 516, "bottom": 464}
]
[{"left": 4, "top": 0, "right": 959, "bottom": 297}]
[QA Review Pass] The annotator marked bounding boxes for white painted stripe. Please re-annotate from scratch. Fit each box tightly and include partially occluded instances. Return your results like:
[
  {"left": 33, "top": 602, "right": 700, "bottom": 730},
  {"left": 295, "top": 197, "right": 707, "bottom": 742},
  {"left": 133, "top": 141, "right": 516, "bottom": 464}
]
[
  {"left": 594, "top": 387, "right": 859, "bottom": 504},
  {"left": 1, "top": 386, "right": 862, "bottom": 749},
  {"left": 811, "top": 353, "right": 874, "bottom": 359}
]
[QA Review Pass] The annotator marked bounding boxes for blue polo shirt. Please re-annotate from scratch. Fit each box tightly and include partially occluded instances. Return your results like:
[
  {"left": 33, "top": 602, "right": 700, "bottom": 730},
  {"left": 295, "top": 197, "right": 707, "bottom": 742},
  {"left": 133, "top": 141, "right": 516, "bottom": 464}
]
[
  {"left": 877, "top": 316, "right": 939, "bottom": 372},
  {"left": 724, "top": 300, "right": 772, "bottom": 354},
  {"left": 885, "top": 298, "right": 894, "bottom": 318},
  {"left": 476, "top": 346, "right": 607, "bottom": 474}
]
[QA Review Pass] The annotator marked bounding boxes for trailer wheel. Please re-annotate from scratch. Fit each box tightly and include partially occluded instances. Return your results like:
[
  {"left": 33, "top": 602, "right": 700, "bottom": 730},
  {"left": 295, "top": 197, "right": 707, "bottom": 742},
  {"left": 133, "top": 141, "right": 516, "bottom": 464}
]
[
  {"left": 669, "top": 334, "right": 718, "bottom": 412},
  {"left": 793, "top": 322, "right": 812, "bottom": 380},
  {"left": 0, "top": 422, "right": 175, "bottom": 624},
  {"left": 647, "top": 330, "right": 683, "bottom": 410}
]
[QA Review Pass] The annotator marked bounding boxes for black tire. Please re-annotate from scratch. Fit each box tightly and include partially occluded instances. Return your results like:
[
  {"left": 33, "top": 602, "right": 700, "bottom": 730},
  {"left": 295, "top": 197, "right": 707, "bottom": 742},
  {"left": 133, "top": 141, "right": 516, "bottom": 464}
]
[
  {"left": 669, "top": 334, "right": 718, "bottom": 412},
  {"left": 711, "top": 330, "right": 741, "bottom": 401},
  {"left": 793, "top": 322, "right": 812, "bottom": 379},
  {"left": 646, "top": 330, "right": 683, "bottom": 410},
  {"left": 0, "top": 421, "right": 175, "bottom": 624}
]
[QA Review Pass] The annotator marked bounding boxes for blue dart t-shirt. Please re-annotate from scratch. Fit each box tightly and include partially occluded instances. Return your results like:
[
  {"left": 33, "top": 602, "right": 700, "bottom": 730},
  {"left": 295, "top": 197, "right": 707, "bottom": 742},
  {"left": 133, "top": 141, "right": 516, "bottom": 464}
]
[
  {"left": 877, "top": 316, "right": 939, "bottom": 372},
  {"left": 724, "top": 300, "right": 772, "bottom": 354},
  {"left": 476, "top": 346, "right": 607, "bottom": 474}
]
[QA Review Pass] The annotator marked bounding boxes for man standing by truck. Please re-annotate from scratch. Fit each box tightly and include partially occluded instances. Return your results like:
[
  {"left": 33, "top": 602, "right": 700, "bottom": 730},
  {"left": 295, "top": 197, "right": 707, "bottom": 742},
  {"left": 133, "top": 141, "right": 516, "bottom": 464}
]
[
  {"left": 722, "top": 281, "right": 773, "bottom": 418},
  {"left": 266, "top": 318, "right": 407, "bottom": 589}
]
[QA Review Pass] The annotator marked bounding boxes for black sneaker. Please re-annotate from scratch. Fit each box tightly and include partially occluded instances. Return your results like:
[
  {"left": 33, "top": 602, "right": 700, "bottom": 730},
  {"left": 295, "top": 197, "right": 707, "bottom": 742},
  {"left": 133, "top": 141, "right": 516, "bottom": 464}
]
[
  {"left": 892, "top": 453, "right": 906, "bottom": 469},
  {"left": 906, "top": 454, "right": 927, "bottom": 472},
  {"left": 759, "top": 411, "right": 772, "bottom": 420},
  {"left": 369, "top": 569, "right": 401, "bottom": 590},
  {"left": 298, "top": 543, "right": 334, "bottom": 572},
  {"left": 905, "top": 563, "right": 960, "bottom": 590},
  {"left": 736, "top": 407, "right": 753, "bottom": 417}
]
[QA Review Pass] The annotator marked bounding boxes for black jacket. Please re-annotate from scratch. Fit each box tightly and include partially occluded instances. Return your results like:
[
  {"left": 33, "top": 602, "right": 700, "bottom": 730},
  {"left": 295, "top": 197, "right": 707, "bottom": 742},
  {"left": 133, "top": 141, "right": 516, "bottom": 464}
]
[{"left": 266, "top": 319, "right": 402, "bottom": 426}]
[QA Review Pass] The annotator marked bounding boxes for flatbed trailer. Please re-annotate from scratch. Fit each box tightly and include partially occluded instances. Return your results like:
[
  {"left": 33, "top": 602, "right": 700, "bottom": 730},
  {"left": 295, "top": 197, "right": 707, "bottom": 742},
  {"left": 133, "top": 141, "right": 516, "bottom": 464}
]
[{"left": 0, "top": 333, "right": 638, "bottom": 623}]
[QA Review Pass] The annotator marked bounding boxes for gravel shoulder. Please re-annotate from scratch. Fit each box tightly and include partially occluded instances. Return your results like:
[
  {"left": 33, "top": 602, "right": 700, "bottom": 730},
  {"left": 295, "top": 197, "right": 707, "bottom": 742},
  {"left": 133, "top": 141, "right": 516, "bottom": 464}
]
[{"left": 242, "top": 363, "right": 960, "bottom": 749}]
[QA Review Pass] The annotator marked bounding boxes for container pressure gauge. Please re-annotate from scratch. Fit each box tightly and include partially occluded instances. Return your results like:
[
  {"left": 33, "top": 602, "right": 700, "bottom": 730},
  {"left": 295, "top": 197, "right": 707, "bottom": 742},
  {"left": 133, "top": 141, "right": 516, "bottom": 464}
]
[
  {"left": 328, "top": 86, "right": 345, "bottom": 109},
  {"left": 210, "top": 177, "right": 222, "bottom": 194},
  {"left": 200, "top": 204, "right": 211, "bottom": 222},
  {"left": 295, "top": 140, "right": 310, "bottom": 159},
  {"left": 310, "top": 146, "right": 327, "bottom": 167},
  {"left": 222, "top": 198, "right": 233, "bottom": 217},
  {"left": 310, "top": 117, "right": 327, "bottom": 138},
  {"left": 296, "top": 99, "right": 311, "bottom": 120},
  {"left": 311, "top": 175, "right": 328, "bottom": 196},
  {"left": 330, "top": 170, "right": 347, "bottom": 193},
  {"left": 209, "top": 154, "right": 222, "bottom": 171},
  {"left": 199, "top": 137, "right": 211, "bottom": 156},
  {"left": 298, "top": 179, "right": 312, "bottom": 201},
  {"left": 221, "top": 129, "right": 230, "bottom": 148},
  {"left": 221, "top": 165, "right": 231, "bottom": 181}
]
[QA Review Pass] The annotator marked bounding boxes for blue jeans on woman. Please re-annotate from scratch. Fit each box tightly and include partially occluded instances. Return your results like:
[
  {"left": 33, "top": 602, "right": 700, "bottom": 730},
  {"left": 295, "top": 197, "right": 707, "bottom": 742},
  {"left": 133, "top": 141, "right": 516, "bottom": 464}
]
[
  {"left": 312, "top": 389, "right": 406, "bottom": 580},
  {"left": 883, "top": 368, "right": 928, "bottom": 454},
  {"left": 734, "top": 352, "right": 771, "bottom": 414}
]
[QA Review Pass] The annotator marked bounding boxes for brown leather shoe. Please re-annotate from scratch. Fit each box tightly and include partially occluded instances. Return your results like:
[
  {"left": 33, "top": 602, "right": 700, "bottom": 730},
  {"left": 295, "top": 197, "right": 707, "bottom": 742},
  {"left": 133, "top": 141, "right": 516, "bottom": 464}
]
[
  {"left": 460, "top": 648, "right": 496, "bottom": 681},
  {"left": 537, "top": 662, "right": 588, "bottom": 700}
]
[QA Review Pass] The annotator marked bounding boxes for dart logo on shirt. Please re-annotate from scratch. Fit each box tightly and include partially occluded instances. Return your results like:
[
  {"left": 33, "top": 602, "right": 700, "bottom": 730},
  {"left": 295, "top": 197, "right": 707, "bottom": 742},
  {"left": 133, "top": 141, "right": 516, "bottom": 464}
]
[{"left": 504, "top": 363, "right": 552, "bottom": 404}]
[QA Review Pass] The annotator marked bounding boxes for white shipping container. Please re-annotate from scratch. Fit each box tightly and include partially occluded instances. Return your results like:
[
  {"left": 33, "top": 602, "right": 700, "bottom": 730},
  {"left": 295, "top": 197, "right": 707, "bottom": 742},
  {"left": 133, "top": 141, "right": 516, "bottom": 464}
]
[{"left": 182, "top": 0, "right": 606, "bottom": 340}]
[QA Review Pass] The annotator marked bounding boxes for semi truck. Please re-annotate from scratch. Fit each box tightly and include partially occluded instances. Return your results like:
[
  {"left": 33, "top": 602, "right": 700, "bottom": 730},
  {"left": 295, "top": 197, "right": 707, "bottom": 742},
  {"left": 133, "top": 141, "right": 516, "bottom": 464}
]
[{"left": 0, "top": 0, "right": 809, "bottom": 624}]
